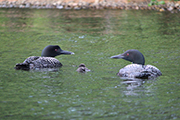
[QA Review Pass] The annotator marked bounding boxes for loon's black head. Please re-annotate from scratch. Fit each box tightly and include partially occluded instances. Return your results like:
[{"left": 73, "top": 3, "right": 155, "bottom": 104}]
[
  {"left": 41, "top": 45, "right": 74, "bottom": 57},
  {"left": 111, "top": 49, "right": 145, "bottom": 65}
]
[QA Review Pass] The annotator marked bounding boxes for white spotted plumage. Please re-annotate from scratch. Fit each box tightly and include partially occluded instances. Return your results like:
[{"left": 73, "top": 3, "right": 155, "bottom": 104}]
[
  {"left": 117, "top": 64, "right": 162, "bottom": 79},
  {"left": 23, "top": 56, "right": 62, "bottom": 69}
]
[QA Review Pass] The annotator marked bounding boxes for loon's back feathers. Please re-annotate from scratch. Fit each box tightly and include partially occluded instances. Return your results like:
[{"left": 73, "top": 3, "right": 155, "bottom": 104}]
[
  {"left": 117, "top": 64, "right": 162, "bottom": 79},
  {"left": 15, "top": 45, "right": 74, "bottom": 70},
  {"left": 15, "top": 57, "right": 62, "bottom": 70},
  {"left": 23, "top": 56, "right": 40, "bottom": 64},
  {"left": 111, "top": 49, "right": 162, "bottom": 79},
  {"left": 27, "top": 56, "right": 62, "bottom": 68}
]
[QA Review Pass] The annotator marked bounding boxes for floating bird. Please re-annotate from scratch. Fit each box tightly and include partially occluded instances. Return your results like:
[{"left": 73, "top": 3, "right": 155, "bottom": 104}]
[
  {"left": 15, "top": 45, "right": 74, "bottom": 70},
  {"left": 76, "top": 63, "right": 90, "bottom": 73},
  {"left": 111, "top": 49, "right": 162, "bottom": 79}
]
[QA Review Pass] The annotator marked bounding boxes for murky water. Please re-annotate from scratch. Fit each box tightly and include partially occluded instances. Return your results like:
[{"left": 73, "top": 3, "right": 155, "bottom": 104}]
[{"left": 0, "top": 9, "right": 180, "bottom": 119}]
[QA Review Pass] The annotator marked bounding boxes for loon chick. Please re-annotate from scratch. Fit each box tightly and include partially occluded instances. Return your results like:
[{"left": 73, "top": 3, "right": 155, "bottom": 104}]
[
  {"left": 76, "top": 63, "right": 90, "bottom": 73},
  {"left": 111, "top": 49, "right": 162, "bottom": 79},
  {"left": 15, "top": 45, "right": 74, "bottom": 70}
]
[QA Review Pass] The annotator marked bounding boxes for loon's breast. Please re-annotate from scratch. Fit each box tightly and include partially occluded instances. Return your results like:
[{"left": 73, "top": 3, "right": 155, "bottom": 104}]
[
  {"left": 15, "top": 56, "right": 62, "bottom": 70},
  {"left": 117, "top": 64, "right": 162, "bottom": 79}
]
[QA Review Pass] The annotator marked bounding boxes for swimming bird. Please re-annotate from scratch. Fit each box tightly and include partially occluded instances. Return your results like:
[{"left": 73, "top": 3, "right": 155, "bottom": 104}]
[
  {"left": 76, "top": 63, "right": 90, "bottom": 73},
  {"left": 15, "top": 45, "right": 74, "bottom": 70},
  {"left": 111, "top": 49, "right": 162, "bottom": 79}
]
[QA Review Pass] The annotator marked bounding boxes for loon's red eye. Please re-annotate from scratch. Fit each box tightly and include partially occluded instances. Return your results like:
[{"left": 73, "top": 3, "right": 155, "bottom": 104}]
[
  {"left": 127, "top": 53, "right": 129, "bottom": 56},
  {"left": 55, "top": 49, "right": 58, "bottom": 51}
]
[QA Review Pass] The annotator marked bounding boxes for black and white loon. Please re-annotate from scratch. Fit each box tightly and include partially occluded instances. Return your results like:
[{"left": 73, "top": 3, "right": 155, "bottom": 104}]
[
  {"left": 111, "top": 49, "right": 162, "bottom": 79},
  {"left": 15, "top": 45, "right": 74, "bottom": 70}
]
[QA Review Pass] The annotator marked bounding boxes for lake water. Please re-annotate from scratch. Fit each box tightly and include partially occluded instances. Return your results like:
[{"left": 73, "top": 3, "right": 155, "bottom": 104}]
[{"left": 0, "top": 9, "right": 180, "bottom": 119}]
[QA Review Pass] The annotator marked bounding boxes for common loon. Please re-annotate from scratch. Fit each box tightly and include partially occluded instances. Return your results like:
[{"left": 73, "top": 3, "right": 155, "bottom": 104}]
[
  {"left": 15, "top": 45, "right": 74, "bottom": 70},
  {"left": 111, "top": 49, "right": 162, "bottom": 79},
  {"left": 76, "top": 63, "right": 91, "bottom": 73}
]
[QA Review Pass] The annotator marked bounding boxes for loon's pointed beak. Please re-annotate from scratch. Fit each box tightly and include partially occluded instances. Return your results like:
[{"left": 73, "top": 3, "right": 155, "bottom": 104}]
[
  {"left": 60, "top": 50, "right": 75, "bottom": 55},
  {"left": 110, "top": 54, "right": 124, "bottom": 59}
]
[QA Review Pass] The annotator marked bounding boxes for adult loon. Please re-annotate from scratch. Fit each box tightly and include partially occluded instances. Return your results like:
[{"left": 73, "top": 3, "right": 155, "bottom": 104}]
[
  {"left": 111, "top": 49, "right": 162, "bottom": 79},
  {"left": 76, "top": 63, "right": 90, "bottom": 73},
  {"left": 15, "top": 45, "right": 74, "bottom": 70}
]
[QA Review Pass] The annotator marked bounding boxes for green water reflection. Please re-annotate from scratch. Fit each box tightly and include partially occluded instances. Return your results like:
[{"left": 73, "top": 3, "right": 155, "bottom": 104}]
[{"left": 0, "top": 9, "right": 180, "bottom": 119}]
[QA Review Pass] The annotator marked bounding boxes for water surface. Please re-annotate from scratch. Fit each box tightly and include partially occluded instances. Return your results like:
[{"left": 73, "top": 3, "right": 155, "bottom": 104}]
[{"left": 0, "top": 9, "right": 180, "bottom": 119}]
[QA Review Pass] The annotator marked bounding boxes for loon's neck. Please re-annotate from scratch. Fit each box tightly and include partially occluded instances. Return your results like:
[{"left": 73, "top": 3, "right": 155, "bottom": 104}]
[
  {"left": 132, "top": 62, "right": 145, "bottom": 68},
  {"left": 142, "top": 65, "right": 146, "bottom": 69}
]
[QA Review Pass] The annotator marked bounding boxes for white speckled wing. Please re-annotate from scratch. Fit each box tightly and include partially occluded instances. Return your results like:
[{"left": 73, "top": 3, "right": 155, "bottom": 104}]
[
  {"left": 145, "top": 65, "right": 162, "bottom": 77},
  {"left": 118, "top": 64, "right": 162, "bottom": 79},
  {"left": 23, "top": 56, "right": 62, "bottom": 69},
  {"left": 23, "top": 56, "right": 40, "bottom": 64}
]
